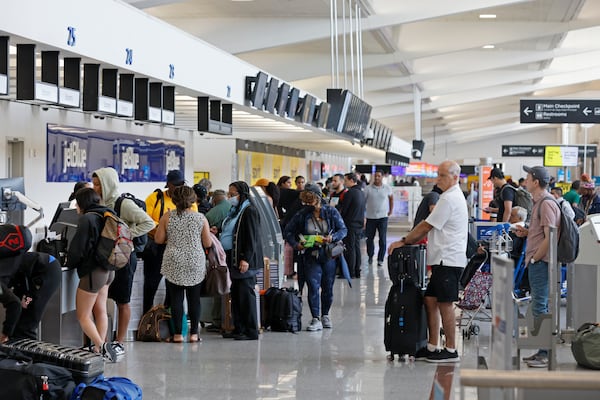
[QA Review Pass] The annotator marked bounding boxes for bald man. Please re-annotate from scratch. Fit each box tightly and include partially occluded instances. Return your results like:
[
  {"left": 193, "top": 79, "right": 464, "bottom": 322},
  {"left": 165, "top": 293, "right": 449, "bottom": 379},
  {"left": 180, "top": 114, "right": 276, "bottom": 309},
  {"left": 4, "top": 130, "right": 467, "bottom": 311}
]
[{"left": 388, "top": 160, "right": 468, "bottom": 363}]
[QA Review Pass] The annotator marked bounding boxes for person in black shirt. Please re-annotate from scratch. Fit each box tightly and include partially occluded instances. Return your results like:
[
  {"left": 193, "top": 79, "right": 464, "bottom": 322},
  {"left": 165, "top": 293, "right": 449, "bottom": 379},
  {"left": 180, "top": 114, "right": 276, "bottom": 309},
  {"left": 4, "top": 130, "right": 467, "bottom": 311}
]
[
  {"left": 486, "top": 168, "right": 515, "bottom": 222},
  {"left": 413, "top": 185, "right": 442, "bottom": 228},
  {"left": 339, "top": 173, "right": 367, "bottom": 278}
]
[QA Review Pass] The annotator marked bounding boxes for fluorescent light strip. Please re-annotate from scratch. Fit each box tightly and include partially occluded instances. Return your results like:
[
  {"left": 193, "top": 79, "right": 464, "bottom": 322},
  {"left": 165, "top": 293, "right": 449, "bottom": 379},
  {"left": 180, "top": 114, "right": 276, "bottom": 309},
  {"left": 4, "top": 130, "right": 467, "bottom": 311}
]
[
  {"left": 479, "top": 14, "right": 497, "bottom": 19},
  {"left": 482, "top": 45, "right": 495, "bottom": 49}
]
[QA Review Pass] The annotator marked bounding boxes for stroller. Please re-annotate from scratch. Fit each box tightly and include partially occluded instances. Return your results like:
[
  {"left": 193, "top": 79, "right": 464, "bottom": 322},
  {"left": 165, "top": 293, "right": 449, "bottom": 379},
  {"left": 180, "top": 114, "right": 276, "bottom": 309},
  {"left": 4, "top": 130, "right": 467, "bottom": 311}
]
[{"left": 456, "top": 249, "right": 493, "bottom": 340}]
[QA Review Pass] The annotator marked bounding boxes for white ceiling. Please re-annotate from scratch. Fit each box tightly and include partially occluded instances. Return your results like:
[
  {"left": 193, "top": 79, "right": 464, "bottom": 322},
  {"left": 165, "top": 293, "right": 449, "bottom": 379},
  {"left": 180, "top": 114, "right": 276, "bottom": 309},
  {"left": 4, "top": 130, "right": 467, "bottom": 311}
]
[{"left": 124, "top": 0, "right": 600, "bottom": 156}]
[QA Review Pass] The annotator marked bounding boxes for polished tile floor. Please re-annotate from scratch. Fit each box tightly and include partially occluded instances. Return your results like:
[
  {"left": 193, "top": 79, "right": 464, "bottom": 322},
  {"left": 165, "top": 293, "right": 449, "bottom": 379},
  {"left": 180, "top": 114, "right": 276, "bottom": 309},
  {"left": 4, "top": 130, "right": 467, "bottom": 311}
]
[{"left": 103, "top": 228, "right": 581, "bottom": 400}]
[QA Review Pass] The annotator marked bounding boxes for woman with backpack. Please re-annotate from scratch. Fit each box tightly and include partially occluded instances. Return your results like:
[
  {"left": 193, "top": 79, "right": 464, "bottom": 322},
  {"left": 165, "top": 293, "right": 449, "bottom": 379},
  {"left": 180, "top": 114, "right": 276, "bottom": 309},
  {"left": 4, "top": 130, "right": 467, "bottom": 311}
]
[
  {"left": 66, "top": 188, "right": 119, "bottom": 362},
  {"left": 154, "top": 185, "right": 212, "bottom": 343}
]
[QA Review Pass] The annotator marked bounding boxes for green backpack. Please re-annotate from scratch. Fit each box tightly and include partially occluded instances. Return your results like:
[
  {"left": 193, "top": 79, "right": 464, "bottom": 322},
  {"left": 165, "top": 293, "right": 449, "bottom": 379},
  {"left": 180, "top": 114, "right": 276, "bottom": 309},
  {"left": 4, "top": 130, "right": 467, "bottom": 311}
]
[{"left": 571, "top": 322, "right": 600, "bottom": 369}]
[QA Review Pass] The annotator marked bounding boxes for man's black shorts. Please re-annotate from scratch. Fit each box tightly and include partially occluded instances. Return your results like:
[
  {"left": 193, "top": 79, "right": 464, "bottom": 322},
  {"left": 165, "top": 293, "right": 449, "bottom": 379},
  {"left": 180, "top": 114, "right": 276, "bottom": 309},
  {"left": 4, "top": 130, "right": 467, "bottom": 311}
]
[
  {"left": 108, "top": 252, "right": 137, "bottom": 304},
  {"left": 424, "top": 265, "right": 462, "bottom": 302}
]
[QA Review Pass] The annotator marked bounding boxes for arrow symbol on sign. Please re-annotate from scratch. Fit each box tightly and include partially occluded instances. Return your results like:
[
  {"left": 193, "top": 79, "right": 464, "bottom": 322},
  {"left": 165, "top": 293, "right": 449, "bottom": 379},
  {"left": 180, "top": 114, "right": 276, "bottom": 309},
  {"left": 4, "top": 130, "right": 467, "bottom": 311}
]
[
  {"left": 583, "top": 107, "right": 592, "bottom": 116},
  {"left": 523, "top": 107, "right": 532, "bottom": 116}
]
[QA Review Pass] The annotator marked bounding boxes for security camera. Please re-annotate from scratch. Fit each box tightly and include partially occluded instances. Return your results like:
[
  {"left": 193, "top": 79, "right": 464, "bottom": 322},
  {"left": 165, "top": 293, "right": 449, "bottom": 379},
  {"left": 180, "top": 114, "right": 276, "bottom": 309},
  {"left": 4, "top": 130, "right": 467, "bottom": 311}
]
[{"left": 41, "top": 106, "right": 49, "bottom": 111}]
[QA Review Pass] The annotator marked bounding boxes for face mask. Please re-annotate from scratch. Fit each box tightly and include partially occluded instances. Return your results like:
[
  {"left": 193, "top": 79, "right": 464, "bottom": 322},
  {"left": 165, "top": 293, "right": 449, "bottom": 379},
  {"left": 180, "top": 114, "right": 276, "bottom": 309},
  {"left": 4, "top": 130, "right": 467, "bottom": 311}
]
[
  {"left": 229, "top": 196, "right": 239, "bottom": 207},
  {"left": 304, "top": 205, "right": 316, "bottom": 213}
]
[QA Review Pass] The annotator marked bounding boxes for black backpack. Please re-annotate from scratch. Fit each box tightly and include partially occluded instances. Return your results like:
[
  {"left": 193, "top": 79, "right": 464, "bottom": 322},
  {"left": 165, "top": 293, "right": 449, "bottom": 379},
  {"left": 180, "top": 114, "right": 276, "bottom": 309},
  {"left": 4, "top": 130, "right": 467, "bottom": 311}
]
[
  {"left": 539, "top": 197, "right": 579, "bottom": 263},
  {"left": 115, "top": 193, "right": 148, "bottom": 253},
  {"left": 264, "top": 287, "right": 302, "bottom": 333}
]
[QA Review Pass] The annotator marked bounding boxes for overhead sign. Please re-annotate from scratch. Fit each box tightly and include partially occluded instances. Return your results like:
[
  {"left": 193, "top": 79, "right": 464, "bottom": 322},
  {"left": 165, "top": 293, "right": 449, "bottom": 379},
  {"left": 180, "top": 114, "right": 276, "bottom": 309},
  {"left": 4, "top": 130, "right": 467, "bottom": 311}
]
[
  {"left": 502, "top": 145, "right": 545, "bottom": 157},
  {"left": 520, "top": 99, "right": 600, "bottom": 123},
  {"left": 502, "top": 144, "right": 597, "bottom": 158},
  {"left": 544, "top": 146, "right": 578, "bottom": 167}
]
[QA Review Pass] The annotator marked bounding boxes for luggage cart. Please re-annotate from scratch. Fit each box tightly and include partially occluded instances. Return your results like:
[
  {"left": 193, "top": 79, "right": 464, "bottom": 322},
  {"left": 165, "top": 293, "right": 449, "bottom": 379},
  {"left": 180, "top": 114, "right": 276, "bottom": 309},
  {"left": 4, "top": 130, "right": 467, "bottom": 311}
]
[{"left": 457, "top": 250, "right": 493, "bottom": 340}]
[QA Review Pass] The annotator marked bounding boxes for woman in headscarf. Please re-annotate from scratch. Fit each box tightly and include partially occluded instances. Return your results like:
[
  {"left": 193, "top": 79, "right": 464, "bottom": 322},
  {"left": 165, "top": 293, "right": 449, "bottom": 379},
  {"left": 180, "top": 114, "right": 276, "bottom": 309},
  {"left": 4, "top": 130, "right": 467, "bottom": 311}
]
[
  {"left": 220, "top": 181, "right": 263, "bottom": 340},
  {"left": 284, "top": 183, "right": 347, "bottom": 331}
]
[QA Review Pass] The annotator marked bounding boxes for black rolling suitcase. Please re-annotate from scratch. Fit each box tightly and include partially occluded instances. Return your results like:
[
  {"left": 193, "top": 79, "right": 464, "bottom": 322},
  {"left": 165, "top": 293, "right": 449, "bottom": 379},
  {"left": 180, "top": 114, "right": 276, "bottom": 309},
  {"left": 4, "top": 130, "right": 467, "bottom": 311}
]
[
  {"left": 385, "top": 246, "right": 428, "bottom": 360},
  {"left": 1, "top": 339, "right": 104, "bottom": 383},
  {"left": 384, "top": 280, "right": 427, "bottom": 360},
  {"left": 387, "top": 245, "right": 426, "bottom": 287}
]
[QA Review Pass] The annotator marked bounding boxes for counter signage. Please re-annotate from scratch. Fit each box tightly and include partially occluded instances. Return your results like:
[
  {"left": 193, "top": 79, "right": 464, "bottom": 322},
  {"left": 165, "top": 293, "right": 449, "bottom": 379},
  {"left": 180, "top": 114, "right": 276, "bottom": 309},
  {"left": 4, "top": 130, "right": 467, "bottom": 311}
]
[
  {"left": 520, "top": 99, "right": 600, "bottom": 123},
  {"left": 46, "top": 123, "right": 185, "bottom": 182}
]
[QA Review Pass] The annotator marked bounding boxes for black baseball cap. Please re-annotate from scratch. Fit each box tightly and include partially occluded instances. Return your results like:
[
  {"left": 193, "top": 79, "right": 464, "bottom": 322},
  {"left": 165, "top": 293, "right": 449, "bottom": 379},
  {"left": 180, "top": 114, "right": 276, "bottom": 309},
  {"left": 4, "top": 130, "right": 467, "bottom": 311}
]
[
  {"left": 165, "top": 170, "right": 185, "bottom": 187},
  {"left": 488, "top": 168, "right": 504, "bottom": 180},
  {"left": 522, "top": 165, "right": 550, "bottom": 184}
]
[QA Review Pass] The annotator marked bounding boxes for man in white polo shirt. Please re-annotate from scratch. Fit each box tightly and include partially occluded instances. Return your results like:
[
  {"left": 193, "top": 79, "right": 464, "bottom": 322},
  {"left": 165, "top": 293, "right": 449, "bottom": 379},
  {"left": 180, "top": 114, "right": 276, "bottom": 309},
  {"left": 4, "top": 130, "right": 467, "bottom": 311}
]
[{"left": 388, "top": 160, "right": 468, "bottom": 363}]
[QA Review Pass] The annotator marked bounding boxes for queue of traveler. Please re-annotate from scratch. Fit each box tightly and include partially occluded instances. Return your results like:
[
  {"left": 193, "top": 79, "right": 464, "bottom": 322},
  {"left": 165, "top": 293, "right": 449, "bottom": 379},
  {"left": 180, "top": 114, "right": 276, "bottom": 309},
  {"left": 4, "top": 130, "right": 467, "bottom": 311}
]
[{"left": 387, "top": 162, "right": 599, "bottom": 367}]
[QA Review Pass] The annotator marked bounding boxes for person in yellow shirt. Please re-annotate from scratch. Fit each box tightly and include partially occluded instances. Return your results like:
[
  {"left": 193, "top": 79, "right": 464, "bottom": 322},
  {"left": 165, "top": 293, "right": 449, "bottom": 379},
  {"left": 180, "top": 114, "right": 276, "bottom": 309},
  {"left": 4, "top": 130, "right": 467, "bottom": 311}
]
[{"left": 142, "top": 170, "right": 197, "bottom": 314}]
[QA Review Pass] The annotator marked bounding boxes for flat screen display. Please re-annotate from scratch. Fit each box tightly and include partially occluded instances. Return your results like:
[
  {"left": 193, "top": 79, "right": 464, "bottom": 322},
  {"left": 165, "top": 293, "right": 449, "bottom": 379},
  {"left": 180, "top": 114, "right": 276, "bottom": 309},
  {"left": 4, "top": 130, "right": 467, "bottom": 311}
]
[{"left": 544, "top": 146, "right": 578, "bottom": 167}]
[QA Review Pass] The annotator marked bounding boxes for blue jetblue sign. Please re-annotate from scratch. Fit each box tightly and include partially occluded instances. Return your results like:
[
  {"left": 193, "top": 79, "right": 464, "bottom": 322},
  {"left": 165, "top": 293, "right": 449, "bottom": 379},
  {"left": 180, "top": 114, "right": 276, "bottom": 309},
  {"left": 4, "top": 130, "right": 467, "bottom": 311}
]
[
  {"left": 520, "top": 99, "right": 600, "bottom": 123},
  {"left": 46, "top": 124, "right": 185, "bottom": 182}
]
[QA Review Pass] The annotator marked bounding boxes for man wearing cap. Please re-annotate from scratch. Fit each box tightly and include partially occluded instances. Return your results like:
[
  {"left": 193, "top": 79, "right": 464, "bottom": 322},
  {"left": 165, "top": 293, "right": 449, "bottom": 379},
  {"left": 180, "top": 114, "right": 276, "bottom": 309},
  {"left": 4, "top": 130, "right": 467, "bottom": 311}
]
[
  {"left": 142, "top": 170, "right": 197, "bottom": 314},
  {"left": 486, "top": 168, "right": 515, "bottom": 223},
  {"left": 514, "top": 165, "right": 561, "bottom": 368}
]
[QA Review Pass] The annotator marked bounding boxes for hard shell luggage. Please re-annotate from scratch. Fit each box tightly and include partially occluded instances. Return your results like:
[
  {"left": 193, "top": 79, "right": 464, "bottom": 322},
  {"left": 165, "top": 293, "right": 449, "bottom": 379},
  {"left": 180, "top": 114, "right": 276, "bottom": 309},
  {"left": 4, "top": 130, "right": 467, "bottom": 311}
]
[
  {"left": 388, "top": 245, "right": 426, "bottom": 288},
  {"left": 384, "top": 280, "right": 427, "bottom": 360},
  {"left": 1, "top": 339, "right": 104, "bottom": 384}
]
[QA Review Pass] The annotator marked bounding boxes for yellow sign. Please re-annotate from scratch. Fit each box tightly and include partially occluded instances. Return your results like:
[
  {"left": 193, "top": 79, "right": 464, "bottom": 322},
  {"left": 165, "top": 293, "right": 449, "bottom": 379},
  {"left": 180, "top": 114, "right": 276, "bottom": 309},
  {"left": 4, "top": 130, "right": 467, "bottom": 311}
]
[
  {"left": 544, "top": 146, "right": 578, "bottom": 167},
  {"left": 193, "top": 171, "right": 209, "bottom": 185}
]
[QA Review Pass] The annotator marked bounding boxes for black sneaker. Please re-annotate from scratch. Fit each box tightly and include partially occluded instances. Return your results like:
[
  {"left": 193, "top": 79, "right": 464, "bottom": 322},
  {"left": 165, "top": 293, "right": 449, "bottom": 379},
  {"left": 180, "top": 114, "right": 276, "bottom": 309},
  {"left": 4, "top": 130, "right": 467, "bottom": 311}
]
[
  {"left": 414, "top": 347, "right": 436, "bottom": 361},
  {"left": 426, "top": 348, "right": 460, "bottom": 363}
]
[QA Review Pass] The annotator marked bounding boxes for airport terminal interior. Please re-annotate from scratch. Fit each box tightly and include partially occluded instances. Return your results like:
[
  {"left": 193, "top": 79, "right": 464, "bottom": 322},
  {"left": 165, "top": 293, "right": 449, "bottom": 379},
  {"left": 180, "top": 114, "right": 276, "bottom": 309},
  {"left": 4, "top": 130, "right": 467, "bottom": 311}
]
[{"left": 2, "top": 0, "right": 600, "bottom": 399}]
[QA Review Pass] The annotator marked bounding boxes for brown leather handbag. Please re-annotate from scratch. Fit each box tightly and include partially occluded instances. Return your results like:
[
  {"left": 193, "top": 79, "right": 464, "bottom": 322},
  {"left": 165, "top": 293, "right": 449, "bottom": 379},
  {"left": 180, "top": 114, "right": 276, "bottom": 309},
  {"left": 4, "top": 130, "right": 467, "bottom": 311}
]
[{"left": 203, "top": 247, "right": 231, "bottom": 296}]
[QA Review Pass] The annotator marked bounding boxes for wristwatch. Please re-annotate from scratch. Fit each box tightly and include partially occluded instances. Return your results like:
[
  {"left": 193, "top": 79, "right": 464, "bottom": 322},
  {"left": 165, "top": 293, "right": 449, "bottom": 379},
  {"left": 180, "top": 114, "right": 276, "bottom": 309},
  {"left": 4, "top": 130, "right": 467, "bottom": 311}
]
[{"left": 530, "top": 258, "right": 536, "bottom": 264}]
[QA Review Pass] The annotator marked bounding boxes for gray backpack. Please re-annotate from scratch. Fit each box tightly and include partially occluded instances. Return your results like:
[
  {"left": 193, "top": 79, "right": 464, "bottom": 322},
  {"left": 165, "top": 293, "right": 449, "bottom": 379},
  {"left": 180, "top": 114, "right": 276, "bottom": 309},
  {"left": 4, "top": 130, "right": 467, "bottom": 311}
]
[
  {"left": 538, "top": 197, "right": 579, "bottom": 264},
  {"left": 571, "top": 323, "right": 600, "bottom": 369},
  {"left": 503, "top": 185, "right": 533, "bottom": 220}
]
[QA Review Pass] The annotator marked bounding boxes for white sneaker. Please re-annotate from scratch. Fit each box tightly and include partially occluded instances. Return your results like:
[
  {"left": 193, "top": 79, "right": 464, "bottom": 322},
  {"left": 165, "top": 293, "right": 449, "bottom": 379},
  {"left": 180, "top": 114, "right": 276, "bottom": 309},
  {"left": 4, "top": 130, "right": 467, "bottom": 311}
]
[
  {"left": 321, "top": 315, "right": 332, "bottom": 328},
  {"left": 307, "top": 318, "right": 323, "bottom": 331}
]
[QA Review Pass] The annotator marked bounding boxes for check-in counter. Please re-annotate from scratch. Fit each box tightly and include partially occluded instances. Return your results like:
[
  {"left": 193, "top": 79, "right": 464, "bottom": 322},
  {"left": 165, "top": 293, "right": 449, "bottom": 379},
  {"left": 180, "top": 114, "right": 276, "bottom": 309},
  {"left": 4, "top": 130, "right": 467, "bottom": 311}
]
[
  {"left": 572, "top": 214, "right": 600, "bottom": 329},
  {"left": 39, "top": 266, "right": 82, "bottom": 347}
]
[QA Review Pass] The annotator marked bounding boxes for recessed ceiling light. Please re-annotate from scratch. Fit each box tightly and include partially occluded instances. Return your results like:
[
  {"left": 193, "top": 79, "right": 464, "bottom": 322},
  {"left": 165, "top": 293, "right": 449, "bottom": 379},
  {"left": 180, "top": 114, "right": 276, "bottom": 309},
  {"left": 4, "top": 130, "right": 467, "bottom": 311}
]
[
  {"left": 482, "top": 45, "right": 495, "bottom": 49},
  {"left": 479, "top": 14, "right": 497, "bottom": 19}
]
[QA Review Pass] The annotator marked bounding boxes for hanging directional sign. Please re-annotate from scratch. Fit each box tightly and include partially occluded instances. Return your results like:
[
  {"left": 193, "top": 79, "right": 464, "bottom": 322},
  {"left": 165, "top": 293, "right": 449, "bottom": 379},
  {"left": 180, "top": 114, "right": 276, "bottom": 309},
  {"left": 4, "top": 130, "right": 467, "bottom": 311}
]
[
  {"left": 520, "top": 99, "right": 600, "bottom": 123},
  {"left": 502, "top": 145, "right": 545, "bottom": 157}
]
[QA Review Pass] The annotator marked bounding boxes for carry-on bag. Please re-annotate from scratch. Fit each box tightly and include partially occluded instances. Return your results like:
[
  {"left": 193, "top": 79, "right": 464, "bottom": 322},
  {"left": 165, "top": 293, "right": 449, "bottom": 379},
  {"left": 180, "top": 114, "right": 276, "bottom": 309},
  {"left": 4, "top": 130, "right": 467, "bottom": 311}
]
[
  {"left": 0, "top": 347, "right": 75, "bottom": 400},
  {"left": 136, "top": 304, "right": 172, "bottom": 342},
  {"left": 388, "top": 245, "right": 426, "bottom": 287},
  {"left": 0, "top": 224, "right": 32, "bottom": 258},
  {"left": 263, "top": 287, "right": 302, "bottom": 333},
  {"left": 70, "top": 374, "right": 142, "bottom": 400},
  {"left": 384, "top": 280, "right": 427, "bottom": 359},
  {"left": 571, "top": 322, "right": 600, "bottom": 369},
  {"left": 1, "top": 339, "right": 104, "bottom": 384}
]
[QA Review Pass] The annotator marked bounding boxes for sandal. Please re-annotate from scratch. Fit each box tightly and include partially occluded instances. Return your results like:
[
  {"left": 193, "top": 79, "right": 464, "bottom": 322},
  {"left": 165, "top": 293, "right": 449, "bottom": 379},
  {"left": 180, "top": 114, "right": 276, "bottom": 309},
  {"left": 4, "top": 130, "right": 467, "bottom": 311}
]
[
  {"left": 189, "top": 334, "right": 201, "bottom": 343},
  {"left": 172, "top": 334, "right": 184, "bottom": 343}
]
